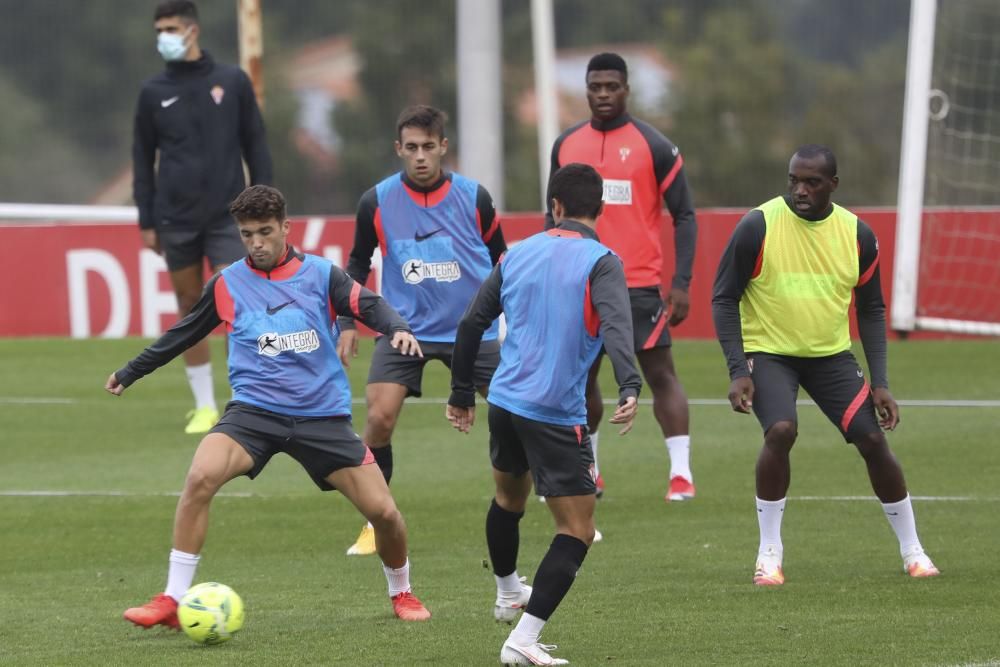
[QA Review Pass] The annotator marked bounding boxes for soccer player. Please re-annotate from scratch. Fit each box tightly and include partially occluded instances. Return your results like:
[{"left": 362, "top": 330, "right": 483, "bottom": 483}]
[
  {"left": 107, "top": 185, "right": 431, "bottom": 627},
  {"left": 448, "top": 163, "right": 641, "bottom": 665},
  {"left": 547, "top": 52, "right": 697, "bottom": 502},
  {"left": 337, "top": 105, "right": 506, "bottom": 556},
  {"left": 711, "top": 145, "right": 940, "bottom": 585},
  {"left": 133, "top": 0, "right": 273, "bottom": 435}
]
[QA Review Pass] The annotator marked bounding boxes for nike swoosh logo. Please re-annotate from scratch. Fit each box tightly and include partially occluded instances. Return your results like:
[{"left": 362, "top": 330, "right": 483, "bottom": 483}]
[
  {"left": 161, "top": 96, "right": 180, "bottom": 108},
  {"left": 415, "top": 228, "right": 442, "bottom": 242},
  {"left": 887, "top": 511, "right": 899, "bottom": 516},
  {"left": 266, "top": 300, "right": 294, "bottom": 315}
]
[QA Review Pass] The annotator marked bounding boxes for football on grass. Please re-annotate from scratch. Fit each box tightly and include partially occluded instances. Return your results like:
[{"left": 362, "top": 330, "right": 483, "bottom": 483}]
[{"left": 177, "top": 582, "right": 245, "bottom": 645}]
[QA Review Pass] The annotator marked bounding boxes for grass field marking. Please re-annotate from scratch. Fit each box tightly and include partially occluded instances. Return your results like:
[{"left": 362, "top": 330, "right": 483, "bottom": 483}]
[
  {"left": 383, "top": 397, "right": 1000, "bottom": 407},
  {"left": 795, "top": 495, "right": 1000, "bottom": 502},
  {"left": 3, "top": 396, "right": 997, "bottom": 407},
  {"left": 0, "top": 490, "right": 254, "bottom": 498}
]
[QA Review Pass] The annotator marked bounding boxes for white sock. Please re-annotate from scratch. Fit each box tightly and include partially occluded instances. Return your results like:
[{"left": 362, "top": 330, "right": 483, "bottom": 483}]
[
  {"left": 383, "top": 558, "right": 411, "bottom": 597},
  {"left": 185, "top": 362, "right": 217, "bottom": 411},
  {"left": 165, "top": 549, "right": 201, "bottom": 602},
  {"left": 881, "top": 494, "right": 922, "bottom": 556},
  {"left": 666, "top": 435, "right": 692, "bottom": 481},
  {"left": 509, "top": 612, "right": 546, "bottom": 647},
  {"left": 756, "top": 497, "right": 786, "bottom": 554},
  {"left": 590, "top": 431, "right": 600, "bottom": 477},
  {"left": 496, "top": 572, "right": 522, "bottom": 598}
]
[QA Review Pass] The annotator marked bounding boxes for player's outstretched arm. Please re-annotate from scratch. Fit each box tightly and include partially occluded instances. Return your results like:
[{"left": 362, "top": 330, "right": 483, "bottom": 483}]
[
  {"left": 327, "top": 264, "right": 420, "bottom": 357},
  {"left": 104, "top": 373, "right": 125, "bottom": 396},
  {"left": 107, "top": 275, "right": 224, "bottom": 394},
  {"left": 448, "top": 265, "right": 504, "bottom": 433},
  {"left": 589, "top": 255, "right": 643, "bottom": 434}
]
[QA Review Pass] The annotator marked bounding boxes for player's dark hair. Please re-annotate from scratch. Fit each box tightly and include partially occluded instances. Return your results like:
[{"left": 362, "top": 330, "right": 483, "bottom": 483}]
[
  {"left": 230, "top": 185, "right": 286, "bottom": 223},
  {"left": 549, "top": 163, "right": 604, "bottom": 220},
  {"left": 153, "top": 0, "right": 198, "bottom": 23},
  {"left": 794, "top": 144, "right": 838, "bottom": 177},
  {"left": 155, "top": 0, "right": 199, "bottom": 23},
  {"left": 397, "top": 105, "right": 448, "bottom": 141},
  {"left": 587, "top": 52, "right": 628, "bottom": 82}
]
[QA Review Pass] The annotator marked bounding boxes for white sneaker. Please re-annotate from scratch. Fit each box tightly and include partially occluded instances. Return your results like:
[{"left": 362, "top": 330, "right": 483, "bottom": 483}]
[
  {"left": 902, "top": 545, "right": 940, "bottom": 578},
  {"left": 494, "top": 577, "right": 532, "bottom": 622},
  {"left": 500, "top": 639, "right": 569, "bottom": 665}
]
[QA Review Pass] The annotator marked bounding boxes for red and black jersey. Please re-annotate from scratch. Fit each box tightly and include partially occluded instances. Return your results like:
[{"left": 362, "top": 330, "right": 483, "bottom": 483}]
[{"left": 547, "top": 113, "right": 696, "bottom": 290}]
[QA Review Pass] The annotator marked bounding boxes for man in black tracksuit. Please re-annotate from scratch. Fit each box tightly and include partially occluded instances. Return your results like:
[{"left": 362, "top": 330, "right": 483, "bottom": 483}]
[{"left": 133, "top": 0, "right": 273, "bottom": 435}]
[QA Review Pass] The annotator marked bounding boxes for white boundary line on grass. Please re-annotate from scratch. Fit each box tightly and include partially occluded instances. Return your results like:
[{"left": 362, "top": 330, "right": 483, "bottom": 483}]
[
  {"left": 0, "top": 490, "right": 254, "bottom": 498},
  {"left": 3, "top": 490, "right": 999, "bottom": 501},
  {"left": 796, "top": 495, "right": 1000, "bottom": 502},
  {"left": 8, "top": 397, "right": 999, "bottom": 407}
]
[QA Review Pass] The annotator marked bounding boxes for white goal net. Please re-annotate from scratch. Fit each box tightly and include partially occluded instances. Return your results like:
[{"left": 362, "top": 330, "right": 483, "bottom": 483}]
[{"left": 893, "top": 0, "right": 1000, "bottom": 336}]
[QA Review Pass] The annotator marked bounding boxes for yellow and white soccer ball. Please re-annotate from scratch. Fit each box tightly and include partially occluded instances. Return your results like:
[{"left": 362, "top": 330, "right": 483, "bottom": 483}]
[{"left": 177, "top": 582, "right": 245, "bottom": 645}]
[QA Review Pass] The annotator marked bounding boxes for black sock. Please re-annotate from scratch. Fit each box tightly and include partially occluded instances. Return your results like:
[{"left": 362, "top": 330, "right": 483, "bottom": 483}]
[
  {"left": 486, "top": 498, "right": 524, "bottom": 577},
  {"left": 372, "top": 444, "right": 393, "bottom": 485},
  {"left": 524, "top": 534, "right": 588, "bottom": 621}
]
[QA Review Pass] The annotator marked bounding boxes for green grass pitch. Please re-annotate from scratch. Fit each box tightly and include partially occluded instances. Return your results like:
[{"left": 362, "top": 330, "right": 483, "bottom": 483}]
[{"left": 0, "top": 338, "right": 998, "bottom": 666}]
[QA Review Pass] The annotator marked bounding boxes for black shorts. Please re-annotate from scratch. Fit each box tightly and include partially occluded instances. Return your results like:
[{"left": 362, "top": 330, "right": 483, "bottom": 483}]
[
  {"left": 209, "top": 401, "right": 373, "bottom": 491},
  {"left": 487, "top": 404, "right": 597, "bottom": 498},
  {"left": 158, "top": 218, "right": 246, "bottom": 271},
  {"left": 367, "top": 336, "right": 500, "bottom": 398},
  {"left": 629, "top": 287, "right": 672, "bottom": 351},
  {"left": 747, "top": 351, "right": 881, "bottom": 443}
]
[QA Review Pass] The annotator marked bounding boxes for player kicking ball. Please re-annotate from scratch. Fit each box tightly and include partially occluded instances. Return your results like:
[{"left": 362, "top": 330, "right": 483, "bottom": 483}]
[{"left": 106, "top": 185, "right": 430, "bottom": 628}]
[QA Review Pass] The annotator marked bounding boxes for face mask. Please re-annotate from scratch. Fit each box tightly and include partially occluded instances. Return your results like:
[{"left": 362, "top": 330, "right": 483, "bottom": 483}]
[{"left": 157, "top": 28, "right": 190, "bottom": 62}]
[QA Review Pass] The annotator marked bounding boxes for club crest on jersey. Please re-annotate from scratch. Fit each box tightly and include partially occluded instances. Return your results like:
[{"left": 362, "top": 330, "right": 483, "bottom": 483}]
[
  {"left": 401, "top": 258, "right": 461, "bottom": 285},
  {"left": 619, "top": 146, "right": 631, "bottom": 162},
  {"left": 257, "top": 330, "right": 320, "bottom": 357},
  {"left": 210, "top": 85, "right": 225, "bottom": 105},
  {"left": 602, "top": 179, "right": 632, "bottom": 205}
]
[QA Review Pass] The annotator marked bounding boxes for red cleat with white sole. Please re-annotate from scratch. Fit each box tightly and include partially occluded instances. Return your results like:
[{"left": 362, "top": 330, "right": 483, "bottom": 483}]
[
  {"left": 666, "top": 475, "right": 696, "bottom": 502},
  {"left": 123, "top": 593, "right": 179, "bottom": 629},
  {"left": 392, "top": 591, "right": 431, "bottom": 621}
]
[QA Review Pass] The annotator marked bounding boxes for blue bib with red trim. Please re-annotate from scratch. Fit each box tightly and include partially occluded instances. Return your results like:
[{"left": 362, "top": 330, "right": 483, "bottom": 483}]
[
  {"left": 220, "top": 254, "right": 352, "bottom": 417},
  {"left": 488, "top": 230, "right": 611, "bottom": 425},
  {"left": 376, "top": 172, "right": 497, "bottom": 342}
]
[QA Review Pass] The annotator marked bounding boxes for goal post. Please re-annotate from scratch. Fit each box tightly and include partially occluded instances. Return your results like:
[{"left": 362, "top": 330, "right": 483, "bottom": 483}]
[{"left": 892, "top": 0, "right": 1000, "bottom": 337}]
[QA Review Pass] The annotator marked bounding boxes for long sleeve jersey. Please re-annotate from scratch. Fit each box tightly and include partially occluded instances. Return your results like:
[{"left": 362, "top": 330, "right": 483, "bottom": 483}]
[
  {"left": 132, "top": 51, "right": 273, "bottom": 230},
  {"left": 711, "top": 198, "right": 888, "bottom": 387},
  {"left": 450, "top": 219, "right": 642, "bottom": 422},
  {"left": 545, "top": 113, "right": 697, "bottom": 291},
  {"left": 116, "top": 247, "right": 409, "bottom": 398}
]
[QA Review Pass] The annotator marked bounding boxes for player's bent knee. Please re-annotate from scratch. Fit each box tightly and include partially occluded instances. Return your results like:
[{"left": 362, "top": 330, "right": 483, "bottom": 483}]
[
  {"left": 853, "top": 432, "right": 890, "bottom": 458},
  {"left": 182, "top": 466, "right": 226, "bottom": 501},
  {"left": 368, "top": 502, "right": 403, "bottom": 530},
  {"left": 366, "top": 408, "right": 400, "bottom": 435},
  {"left": 765, "top": 421, "right": 798, "bottom": 449}
]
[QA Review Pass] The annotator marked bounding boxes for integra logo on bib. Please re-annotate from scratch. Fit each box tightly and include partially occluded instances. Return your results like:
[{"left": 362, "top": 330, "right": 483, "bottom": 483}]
[
  {"left": 401, "top": 259, "right": 461, "bottom": 285},
  {"left": 257, "top": 330, "right": 320, "bottom": 356},
  {"left": 602, "top": 179, "right": 632, "bottom": 205}
]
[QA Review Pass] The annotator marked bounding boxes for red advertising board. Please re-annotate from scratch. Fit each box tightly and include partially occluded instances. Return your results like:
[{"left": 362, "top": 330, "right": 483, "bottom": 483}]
[{"left": 0, "top": 208, "right": 939, "bottom": 339}]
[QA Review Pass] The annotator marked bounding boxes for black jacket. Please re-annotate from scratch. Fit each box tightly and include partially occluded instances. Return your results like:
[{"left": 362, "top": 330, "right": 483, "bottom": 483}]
[{"left": 132, "top": 51, "right": 273, "bottom": 230}]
